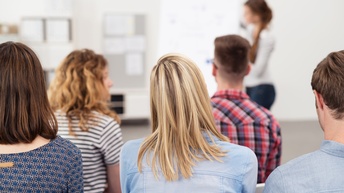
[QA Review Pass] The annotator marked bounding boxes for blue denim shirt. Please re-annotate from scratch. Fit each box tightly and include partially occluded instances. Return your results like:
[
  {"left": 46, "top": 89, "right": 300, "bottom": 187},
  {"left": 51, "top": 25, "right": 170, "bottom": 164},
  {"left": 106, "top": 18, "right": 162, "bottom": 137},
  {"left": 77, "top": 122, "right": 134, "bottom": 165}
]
[
  {"left": 120, "top": 135, "right": 258, "bottom": 193},
  {"left": 264, "top": 140, "right": 344, "bottom": 193}
]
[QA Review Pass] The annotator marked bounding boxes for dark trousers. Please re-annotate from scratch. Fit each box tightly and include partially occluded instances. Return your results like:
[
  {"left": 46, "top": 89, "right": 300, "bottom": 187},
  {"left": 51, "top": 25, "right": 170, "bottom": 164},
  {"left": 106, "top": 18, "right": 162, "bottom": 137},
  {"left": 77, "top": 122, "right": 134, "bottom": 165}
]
[{"left": 246, "top": 84, "right": 276, "bottom": 110}]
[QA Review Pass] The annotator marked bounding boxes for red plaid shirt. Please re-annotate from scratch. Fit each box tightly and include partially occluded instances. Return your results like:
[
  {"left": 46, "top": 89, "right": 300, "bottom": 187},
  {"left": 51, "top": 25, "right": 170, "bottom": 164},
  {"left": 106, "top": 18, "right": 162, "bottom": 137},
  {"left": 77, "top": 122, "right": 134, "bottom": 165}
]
[{"left": 211, "top": 89, "right": 281, "bottom": 183}]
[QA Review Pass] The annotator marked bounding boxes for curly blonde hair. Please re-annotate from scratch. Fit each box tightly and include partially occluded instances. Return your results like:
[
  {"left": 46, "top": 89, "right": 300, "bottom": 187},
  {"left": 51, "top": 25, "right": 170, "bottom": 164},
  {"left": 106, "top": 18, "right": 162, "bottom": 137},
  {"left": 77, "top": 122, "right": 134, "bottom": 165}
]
[{"left": 48, "top": 49, "right": 120, "bottom": 135}]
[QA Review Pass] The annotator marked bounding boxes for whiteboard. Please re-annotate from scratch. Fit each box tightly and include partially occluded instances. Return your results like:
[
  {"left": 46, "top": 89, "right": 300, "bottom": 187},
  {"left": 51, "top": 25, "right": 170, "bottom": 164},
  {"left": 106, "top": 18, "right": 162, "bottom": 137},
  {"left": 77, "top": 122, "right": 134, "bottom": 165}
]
[{"left": 158, "top": 0, "right": 241, "bottom": 95}]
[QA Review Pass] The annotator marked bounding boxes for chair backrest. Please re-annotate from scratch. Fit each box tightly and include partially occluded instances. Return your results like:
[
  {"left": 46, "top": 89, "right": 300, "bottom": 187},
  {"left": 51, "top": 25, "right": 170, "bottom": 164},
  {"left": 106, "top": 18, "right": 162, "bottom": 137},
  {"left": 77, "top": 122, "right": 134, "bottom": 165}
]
[{"left": 255, "top": 183, "right": 265, "bottom": 193}]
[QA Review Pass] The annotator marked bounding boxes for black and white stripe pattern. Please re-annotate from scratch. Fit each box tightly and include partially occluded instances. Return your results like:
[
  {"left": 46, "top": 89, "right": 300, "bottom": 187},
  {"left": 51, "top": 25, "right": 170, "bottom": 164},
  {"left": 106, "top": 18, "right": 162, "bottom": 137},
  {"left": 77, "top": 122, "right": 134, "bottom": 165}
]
[{"left": 56, "top": 111, "right": 123, "bottom": 193}]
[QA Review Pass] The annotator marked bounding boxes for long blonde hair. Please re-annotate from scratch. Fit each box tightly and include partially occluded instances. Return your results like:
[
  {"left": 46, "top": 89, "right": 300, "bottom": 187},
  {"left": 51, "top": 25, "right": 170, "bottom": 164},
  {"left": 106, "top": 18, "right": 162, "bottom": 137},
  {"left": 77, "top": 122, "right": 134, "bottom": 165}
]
[
  {"left": 48, "top": 49, "right": 120, "bottom": 135},
  {"left": 138, "top": 54, "right": 229, "bottom": 181}
]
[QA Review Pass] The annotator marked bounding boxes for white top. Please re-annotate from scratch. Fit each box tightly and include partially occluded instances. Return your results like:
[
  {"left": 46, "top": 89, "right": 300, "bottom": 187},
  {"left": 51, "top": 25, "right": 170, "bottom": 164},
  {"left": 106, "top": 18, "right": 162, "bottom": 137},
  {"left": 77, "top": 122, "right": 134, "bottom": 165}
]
[
  {"left": 242, "top": 25, "right": 275, "bottom": 87},
  {"left": 56, "top": 111, "right": 123, "bottom": 193}
]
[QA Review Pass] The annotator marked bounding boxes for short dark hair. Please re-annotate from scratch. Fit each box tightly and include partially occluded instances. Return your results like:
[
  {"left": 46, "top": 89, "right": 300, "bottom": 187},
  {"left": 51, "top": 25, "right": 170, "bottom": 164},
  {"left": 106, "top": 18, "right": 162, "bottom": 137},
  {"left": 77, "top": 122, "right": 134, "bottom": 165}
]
[
  {"left": 311, "top": 50, "right": 344, "bottom": 119},
  {"left": 0, "top": 42, "right": 57, "bottom": 144},
  {"left": 214, "top": 34, "right": 251, "bottom": 79}
]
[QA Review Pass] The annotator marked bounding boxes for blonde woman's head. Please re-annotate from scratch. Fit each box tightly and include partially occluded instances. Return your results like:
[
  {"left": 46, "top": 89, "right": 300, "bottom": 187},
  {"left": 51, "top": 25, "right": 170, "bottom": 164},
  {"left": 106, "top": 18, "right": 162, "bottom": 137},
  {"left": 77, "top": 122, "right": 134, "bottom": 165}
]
[
  {"left": 150, "top": 54, "right": 215, "bottom": 133},
  {"left": 48, "top": 49, "right": 120, "bottom": 134},
  {"left": 138, "top": 53, "right": 228, "bottom": 181}
]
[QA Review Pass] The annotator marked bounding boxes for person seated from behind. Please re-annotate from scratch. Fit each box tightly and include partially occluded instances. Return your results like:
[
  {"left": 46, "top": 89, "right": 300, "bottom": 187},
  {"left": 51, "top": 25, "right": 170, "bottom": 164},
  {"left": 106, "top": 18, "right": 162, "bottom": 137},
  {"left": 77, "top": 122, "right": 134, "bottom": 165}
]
[
  {"left": 0, "top": 42, "right": 83, "bottom": 192},
  {"left": 264, "top": 50, "right": 344, "bottom": 193},
  {"left": 120, "top": 53, "right": 258, "bottom": 193},
  {"left": 48, "top": 49, "right": 123, "bottom": 193},
  {"left": 211, "top": 35, "right": 281, "bottom": 183}
]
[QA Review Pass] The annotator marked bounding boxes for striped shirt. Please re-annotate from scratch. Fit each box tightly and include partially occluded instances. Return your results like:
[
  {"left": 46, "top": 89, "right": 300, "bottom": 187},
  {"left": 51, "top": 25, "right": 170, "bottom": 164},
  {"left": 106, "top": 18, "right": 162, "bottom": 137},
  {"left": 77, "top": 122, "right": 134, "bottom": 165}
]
[
  {"left": 211, "top": 89, "right": 281, "bottom": 183},
  {"left": 56, "top": 111, "right": 123, "bottom": 193}
]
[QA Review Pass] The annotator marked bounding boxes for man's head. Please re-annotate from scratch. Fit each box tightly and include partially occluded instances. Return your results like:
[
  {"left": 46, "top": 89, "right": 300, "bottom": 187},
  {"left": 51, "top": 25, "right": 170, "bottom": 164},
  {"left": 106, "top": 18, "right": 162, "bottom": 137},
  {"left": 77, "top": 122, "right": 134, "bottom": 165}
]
[
  {"left": 213, "top": 35, "right": 251, "bottom": 85},
  {"left": 311, "top": 50, "right": 344, "bottom": 129}
]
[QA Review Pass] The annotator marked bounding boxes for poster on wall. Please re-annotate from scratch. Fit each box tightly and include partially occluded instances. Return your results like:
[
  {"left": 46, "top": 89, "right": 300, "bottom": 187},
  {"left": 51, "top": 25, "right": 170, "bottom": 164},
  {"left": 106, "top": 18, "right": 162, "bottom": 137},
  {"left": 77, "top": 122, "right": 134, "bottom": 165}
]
[{"left": 158, "top": 0, "right": 241, "bottom": 95}]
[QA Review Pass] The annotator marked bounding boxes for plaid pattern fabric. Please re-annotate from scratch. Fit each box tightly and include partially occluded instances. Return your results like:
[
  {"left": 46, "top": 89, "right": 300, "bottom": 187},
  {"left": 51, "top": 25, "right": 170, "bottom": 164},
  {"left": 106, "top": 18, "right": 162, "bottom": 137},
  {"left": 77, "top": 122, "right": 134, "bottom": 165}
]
[{"left": 211, "top": 89, "right": 281, "bottom": 183}]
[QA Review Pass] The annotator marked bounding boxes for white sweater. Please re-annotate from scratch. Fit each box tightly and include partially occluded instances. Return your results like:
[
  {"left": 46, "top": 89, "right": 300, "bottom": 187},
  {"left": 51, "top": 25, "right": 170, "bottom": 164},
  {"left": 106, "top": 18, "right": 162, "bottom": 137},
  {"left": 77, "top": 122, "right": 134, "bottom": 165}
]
[{"left": 242, "top": 25, "right": 275, "bottom": 87}]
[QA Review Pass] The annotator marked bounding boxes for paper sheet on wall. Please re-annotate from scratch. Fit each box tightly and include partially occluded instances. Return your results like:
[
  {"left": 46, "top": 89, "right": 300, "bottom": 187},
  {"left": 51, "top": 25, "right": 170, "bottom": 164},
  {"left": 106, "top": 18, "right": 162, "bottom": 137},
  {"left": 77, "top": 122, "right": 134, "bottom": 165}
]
[
  {"left": 46, "top": 19, "right": 70, "bottom": 42},
  {"left": 21, "top": 19, "right": 44, "bottom": 42},
  {"left": 104, "top": 37, "right": 125, "bottom": 54},
  {"left": 125, "top": 53, "right": 143, "bottom": 76},
  {"left": 125, "top": 35, "right": 146, "bottom": 52},
  {"left": 105, "top": 15, "right": 135, "bottom": 35}
]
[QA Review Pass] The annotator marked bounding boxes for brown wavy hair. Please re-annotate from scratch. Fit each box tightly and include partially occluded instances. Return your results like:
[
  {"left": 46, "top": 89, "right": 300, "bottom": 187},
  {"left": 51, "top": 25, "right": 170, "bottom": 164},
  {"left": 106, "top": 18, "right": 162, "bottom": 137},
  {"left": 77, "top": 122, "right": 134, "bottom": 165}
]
[
  {"left": 245, "top": 0, "right": 272, "bottom": 63},
  {"left": 48, "top": 49, "right": 120, "bottom": 135},
  {"left": 0, "top": 42, "right": 57, "bottom": 144}
]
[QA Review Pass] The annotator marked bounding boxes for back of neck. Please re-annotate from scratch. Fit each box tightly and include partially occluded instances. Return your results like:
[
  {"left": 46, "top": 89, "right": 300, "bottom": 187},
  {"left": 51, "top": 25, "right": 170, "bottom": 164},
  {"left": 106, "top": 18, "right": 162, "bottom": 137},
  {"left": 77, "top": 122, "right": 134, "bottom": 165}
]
[
  {"left": 0, "top": 135, "right": 51, "bottom": 154},
  {"left": 324, "top": 120, "right": 344, "bottom": 144},
  {"left": 217, "top": 79, "right": 244, "bottom": 91}
]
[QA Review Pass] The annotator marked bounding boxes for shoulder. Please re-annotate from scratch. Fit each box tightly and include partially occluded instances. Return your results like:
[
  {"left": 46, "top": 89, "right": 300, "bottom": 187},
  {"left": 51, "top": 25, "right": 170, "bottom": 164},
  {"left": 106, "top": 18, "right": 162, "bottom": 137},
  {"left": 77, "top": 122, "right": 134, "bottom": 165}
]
[
  {"left": 90, "top": 111, "right": 118, "bottom": 125},
  {"left": 259, "top": 29, "right": 275, "bottom": 45},
  {"left": 276, "top": 151, "right": 320, "bottom": 173},
  {"left": 121, "top": 138, "right": 144, "bottom": 157},
  {"left": 51, "top": 136, "right": 81, "bottom": 156},
  {"left": 246, "top": 100, "right": 279, "bottom": 125},
  {"left": 211, "top": 97, "right": 235, "bottom": 114},
  {"left": 260, "top": 28, "right": 274, "bottom": 39},
  {"left": 120, "top": 138, "right": 144, "bottom": 170},
  {"left": 266, "top": 151, "right": 320, "bottom": 182},
  {"left": 211, "top": 97, "right": 231, "bottom": 112},
  {"left": 264, "top": 167, "right": 285, "bottom": 193},
  {"left": 213, "top": 141, "right": 257, "bottom": 181},
  {"left": 212, "top": 96, "right": 268, "bottom": 125},
  {"left": 264, "top": 151, "right": 320, "bottom": 193},
  {"left": 218, "top": 140, "right": 257, "bottom": 166},
  {"left": 89, "top": 111, "right": 121, "bottom": 135}
]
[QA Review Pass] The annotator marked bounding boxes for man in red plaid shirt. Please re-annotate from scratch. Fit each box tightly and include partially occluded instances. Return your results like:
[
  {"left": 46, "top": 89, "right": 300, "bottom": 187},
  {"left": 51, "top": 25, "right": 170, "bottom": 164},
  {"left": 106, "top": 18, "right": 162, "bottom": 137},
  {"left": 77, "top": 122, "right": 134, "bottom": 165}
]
[{"left": 211, "top": 34, "right": 281, "bottom": 183}]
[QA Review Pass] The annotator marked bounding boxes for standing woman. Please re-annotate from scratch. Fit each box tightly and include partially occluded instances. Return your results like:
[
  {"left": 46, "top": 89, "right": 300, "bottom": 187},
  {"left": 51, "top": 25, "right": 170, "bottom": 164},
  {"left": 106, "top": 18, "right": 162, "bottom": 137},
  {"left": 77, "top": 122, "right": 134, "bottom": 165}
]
[
  {"left": 243, "top": 0, "right": 275, "bottom": 110},
  {"left": 48, "top": 49, "right": 123, "bottom": 193},
  {"left": 120, "top": 54, "right": 258, "bottom": 193},
  {"left": 0, "top": 42, "right": 83, "bottom": 192}
]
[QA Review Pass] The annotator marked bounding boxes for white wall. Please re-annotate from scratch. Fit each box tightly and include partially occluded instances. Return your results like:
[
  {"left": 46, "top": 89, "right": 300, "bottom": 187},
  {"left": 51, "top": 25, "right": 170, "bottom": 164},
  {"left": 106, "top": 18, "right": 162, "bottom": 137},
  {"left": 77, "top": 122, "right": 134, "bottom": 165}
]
[
  {"left": 267, "top": 0, "right": 344, "bottom": 120},
  {"left": 1, "top": 0, "right": 344, "bottom": 120}
]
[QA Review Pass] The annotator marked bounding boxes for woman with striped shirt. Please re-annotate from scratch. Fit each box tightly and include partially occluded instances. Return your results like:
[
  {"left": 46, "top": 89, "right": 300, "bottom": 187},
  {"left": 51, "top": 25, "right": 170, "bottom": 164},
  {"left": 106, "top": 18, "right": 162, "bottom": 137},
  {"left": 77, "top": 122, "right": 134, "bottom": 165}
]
[{"left": 48, "top": 49, "right": 123, "bottom": 193}]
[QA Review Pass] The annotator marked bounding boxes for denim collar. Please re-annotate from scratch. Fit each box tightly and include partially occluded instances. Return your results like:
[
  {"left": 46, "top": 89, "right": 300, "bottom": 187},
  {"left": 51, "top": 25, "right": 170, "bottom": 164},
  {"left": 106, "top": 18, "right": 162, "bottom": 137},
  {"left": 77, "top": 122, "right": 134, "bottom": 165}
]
[{"left": 320, "top": 140, "right": 344, "bottom": 158}]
